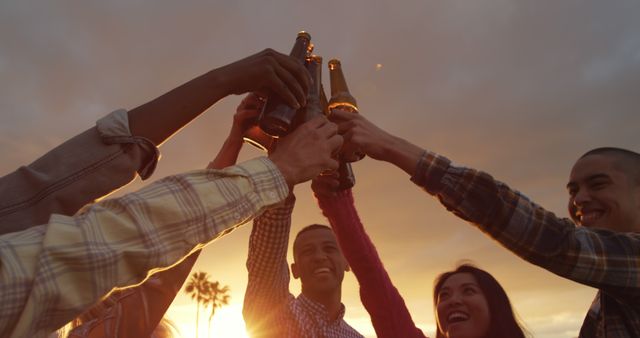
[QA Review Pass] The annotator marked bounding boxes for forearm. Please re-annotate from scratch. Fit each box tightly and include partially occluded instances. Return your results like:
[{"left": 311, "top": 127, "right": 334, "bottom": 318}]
[
  {"left": 208, "top": 129, "right": 244, "bottom": 169},
  {"left": 317, "top": 190, "right": 385, "bottom": 277},
  {"left": 0, "top": 110, "right": 158, "bottom": 235},
  {"left": 317, "top": 190, "right": 425, "bottom": 338},
  {"left": 128, "top": 69, "right": 229, "bottom": 146},
  {"left": 243, "top": 198, "right": 295, "bottom": 334},
  {"left": 0, "top": 157, "right": 288, "bottom": 338},
  {"left": 379, "top": 135, "right": 425, "bottom": 177},
  {"left": 414, "top": 151, "right": 640, "bottom": 294}
]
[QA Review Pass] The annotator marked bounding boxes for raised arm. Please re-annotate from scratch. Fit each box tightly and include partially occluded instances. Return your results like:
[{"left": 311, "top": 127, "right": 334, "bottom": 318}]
[
  {"left": 68, "top": 96, "right": 263, "bottom": 337},
  {"left": 1, "top": 114, "right": 343, "bottom": 338},
  {"left": 0, "top": 157, "right": 289, "bottom": 338},
  {"left": 333, "top": 109, "right": 640, "bottom": 297},
  {"left": 243, "top": 196, "right": 296, "bottom": 338},
  {"left": 312, "top": 176, "right": 426, "bottom": 338},
  {"left": 208, "top": 93, "right": 265, "bottom": 169},
  {"left": 128, "top": 49, "right": 310, "bottom": 147},
  {"left": 0, "top": 49, "right": 310, "bottom": 235}
]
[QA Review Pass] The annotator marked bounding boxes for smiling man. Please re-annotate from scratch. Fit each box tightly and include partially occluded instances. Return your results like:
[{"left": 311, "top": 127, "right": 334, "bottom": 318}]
[
  {"left": 242, "top": 196, "right": 363, "bottom": 338},
  {"left": 332, "top": 109, "right": 640, "bottom": 338},
  {"left": 567, "top": 148, "right": 640, "bottom": 233}
]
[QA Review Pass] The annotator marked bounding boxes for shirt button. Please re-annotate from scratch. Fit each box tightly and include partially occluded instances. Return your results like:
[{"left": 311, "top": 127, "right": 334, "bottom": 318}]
[{"left": 267, "top": 191, "right": 277, "bottom": 198}]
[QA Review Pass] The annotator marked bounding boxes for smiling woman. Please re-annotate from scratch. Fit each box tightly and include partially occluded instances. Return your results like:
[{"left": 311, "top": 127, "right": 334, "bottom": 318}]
[{"left": 433, "top": 264, "right": 528, "bottom": 338}]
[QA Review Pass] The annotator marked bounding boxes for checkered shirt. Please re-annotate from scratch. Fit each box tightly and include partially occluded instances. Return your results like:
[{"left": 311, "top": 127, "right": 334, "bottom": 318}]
[
  {"left": 243, "top": 197, "right": 363, "bottom": 338},
  {"left": 0, "top": 157, "right": 289, "bottom": 338},
  {"left": 412, "top": 150, "right": 640, "bottom": 338}
]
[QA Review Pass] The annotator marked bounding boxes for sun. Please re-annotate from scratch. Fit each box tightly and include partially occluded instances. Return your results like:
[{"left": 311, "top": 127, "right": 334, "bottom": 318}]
[{"left": 169, "top": 302, "right": 250, "bottom": 338}]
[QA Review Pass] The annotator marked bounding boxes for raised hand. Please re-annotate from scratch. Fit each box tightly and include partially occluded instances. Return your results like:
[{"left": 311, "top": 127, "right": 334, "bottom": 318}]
[
  {"left": 331, "top": 109, "right": 424, "bottom": 176},
  {"left": 208, "top": 93, "right": 266, "bottom": 169},
  {"left": 311, "top": 174, "right": 341, "bottom": 199},
  {"left": 216, "top": 49, "right": 312, "bottom": 109},
  {"left": 331, "top": 109, "right": 397, "bottom": 161},
  {"left": 269, "top": 116, "right": 343, "bottom": 188},
  {"left": 231, "top": 93, "right": 266, "bottom": 137}
]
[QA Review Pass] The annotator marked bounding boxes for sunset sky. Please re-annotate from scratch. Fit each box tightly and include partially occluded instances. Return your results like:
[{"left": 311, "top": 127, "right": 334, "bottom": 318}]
[{"left": 2, "top": 1, "right": 639, "bottom": 337}]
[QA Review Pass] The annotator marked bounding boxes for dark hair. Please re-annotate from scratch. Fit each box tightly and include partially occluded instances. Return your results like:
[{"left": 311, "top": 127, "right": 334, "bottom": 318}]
[
  {"left": 433, "top": 264, "right": 527, "bottom": 338},
  {"left": 580, "top": 147, "right": 640, "bottom": 184},
  {"left": 293, "top": 224, "right": 333, "bottom": 256}
]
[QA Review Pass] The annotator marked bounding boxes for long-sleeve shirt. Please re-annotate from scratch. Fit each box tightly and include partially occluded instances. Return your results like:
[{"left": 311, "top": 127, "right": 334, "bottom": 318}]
[
  {"left": 0, "top": 157, "right": 289, "bottom": 338},
  {"left": 243, "top": 197, "right": 363, "bottom": 338},
  {"left": 0, "top": 109, "right": 159, "bottom": 235},
  {"left": 412, "top": 150, "right": 640, "bottom": 338},
  {"left": 317, "top": 189, "right": 427, "bottom": 338},
  {"left": 67, "top": 250, "right": 199, "bottom": 338}
]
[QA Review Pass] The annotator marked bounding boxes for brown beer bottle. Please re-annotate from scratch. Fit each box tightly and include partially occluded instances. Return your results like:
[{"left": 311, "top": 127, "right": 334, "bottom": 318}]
[
  {"left": 293, "top": 55, "right": 324, "bottom": 126},
  {"left": 258, "top": 31, "right": 312, "bottom": 137},
  {"left": 328, "top": 59, "right": 364, "bottom": 162},
  {"left": 319, "top": 60, "right": 354, "bottom": 190},
  {"left": 242, "top": 122, "right": 276, "bottom": 152},
  {"left": 328, "top": 59, "right": 358, "bottom": 112}
]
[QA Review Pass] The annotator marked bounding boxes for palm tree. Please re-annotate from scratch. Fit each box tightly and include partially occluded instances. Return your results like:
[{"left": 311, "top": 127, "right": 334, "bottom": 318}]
[
  {"left": 205, "top": 281, "right": 231, "bottom": 338},
  {"left": 184, "top": 271, "right": 211, "bottom": 338}
]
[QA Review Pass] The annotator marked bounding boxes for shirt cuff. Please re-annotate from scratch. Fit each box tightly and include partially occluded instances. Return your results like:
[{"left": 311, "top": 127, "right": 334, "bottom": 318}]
[
  {"left": 96, "top": 109, "right": 160, "bottom": 180},
  {"left": 410, "top": 150, "right": 451, "bottom": 195}
]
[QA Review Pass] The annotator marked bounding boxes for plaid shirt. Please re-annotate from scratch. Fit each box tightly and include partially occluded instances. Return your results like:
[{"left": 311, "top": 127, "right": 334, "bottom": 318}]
[
  {"left": 67, "top": 250, "right": 199, "bottom": 338},
  {"left": 0, "top": 157, "right": 289, "bottom": 338},
  {"left": 413, "top": 151, "right": 640, "bottom": 338},
  {"left": 243, "top": 198, "right": 363, "bottom": 338}
]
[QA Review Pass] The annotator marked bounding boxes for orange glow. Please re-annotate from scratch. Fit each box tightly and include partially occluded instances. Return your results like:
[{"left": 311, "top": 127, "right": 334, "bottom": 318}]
[
  {"left": 170, "top": 303, "right": 250, "bottom": 338},
  {"left": 328, "top": 102, "right": 358, "bottom": 112}
]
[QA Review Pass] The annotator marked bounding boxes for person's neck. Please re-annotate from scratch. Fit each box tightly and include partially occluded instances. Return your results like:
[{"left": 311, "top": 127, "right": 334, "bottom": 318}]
[{"left": 302, "top": 287, "right": 343, "bottom": 320}]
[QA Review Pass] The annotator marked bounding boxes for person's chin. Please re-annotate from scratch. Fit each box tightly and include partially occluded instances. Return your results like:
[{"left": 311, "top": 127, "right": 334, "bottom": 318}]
[
  {"left": 446, "top": 322, "right": 481, "bottom": 338},
  {"left": 311, "top": 278, "right": 338, "bottom": 292}
]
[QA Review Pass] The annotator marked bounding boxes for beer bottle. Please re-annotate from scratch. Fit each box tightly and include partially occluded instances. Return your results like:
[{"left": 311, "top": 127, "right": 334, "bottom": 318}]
[
  {"left": 293, "top": 55, "right": 323, "bottom": 127},
  {"left": 328, "top": 59, "right": 364, "bottom": 162},
  {"left": 242, "top": 122, "right": 276, "bottom": 152},
  {"left": 239, "top": 94, "right": 276, "bottom": 152},
  {"left": 320, "top": 83, "right": 330, "bottom": 116},
  {"left": 316, "top": 60, "right": 353, "bottom": 190},
  {"left": 258, "top": 31, "right": 312, "bottom": 137}
]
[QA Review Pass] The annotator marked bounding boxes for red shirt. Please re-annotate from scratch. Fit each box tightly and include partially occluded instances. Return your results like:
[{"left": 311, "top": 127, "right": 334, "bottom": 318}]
[{"left": 317, "top": 189, "right": 427, "bottom": 338}]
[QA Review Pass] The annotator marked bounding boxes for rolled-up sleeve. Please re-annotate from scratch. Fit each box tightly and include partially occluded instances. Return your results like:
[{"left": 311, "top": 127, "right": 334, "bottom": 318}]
[
  {"left": 0, "top": 156, "right": 289, "bottom": 338},
  {"left": 0, "top": 110, "right": 160, "bottom": 235}
]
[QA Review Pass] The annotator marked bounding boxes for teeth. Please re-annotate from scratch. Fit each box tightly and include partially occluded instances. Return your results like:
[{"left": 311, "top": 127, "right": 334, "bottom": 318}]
[
  {"left": 580, "top": 211, "right": 603, "bottom": 223},
  {"left": 448, "top": 311, "right": 469, "bottom": 323},
  {"left": 314, "top": 268, "right": 331, "bottom": 274}
]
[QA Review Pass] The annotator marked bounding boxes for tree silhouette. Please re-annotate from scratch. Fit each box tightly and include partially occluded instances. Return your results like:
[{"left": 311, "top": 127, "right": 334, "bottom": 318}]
[
  {"left": 204, "top": 281, "right": 231, "bottom": 338},
  {"left": 184, "top": 271, "right": 211, "bottom": 338}
]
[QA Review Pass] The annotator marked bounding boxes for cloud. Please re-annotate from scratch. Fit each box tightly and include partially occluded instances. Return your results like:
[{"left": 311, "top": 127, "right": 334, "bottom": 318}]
[{"left": 2, "top": 2, "right": 639, "bottom": 337}]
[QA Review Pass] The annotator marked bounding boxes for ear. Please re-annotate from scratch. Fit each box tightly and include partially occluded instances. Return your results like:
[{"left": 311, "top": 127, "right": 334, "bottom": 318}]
[{"left": 291, "top": 263, "right": 300, "bottom": 279}]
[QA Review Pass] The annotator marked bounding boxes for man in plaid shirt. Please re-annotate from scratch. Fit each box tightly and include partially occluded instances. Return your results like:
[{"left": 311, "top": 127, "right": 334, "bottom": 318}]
[
  {"left": 0, "top": 48, "right": 339, "bottom": 338},
  {"left": 332, "top": 109, "right": 640, "bottom": 338},
  {"left": 243, "top": 196, "right": 364, "bottom": 338}
]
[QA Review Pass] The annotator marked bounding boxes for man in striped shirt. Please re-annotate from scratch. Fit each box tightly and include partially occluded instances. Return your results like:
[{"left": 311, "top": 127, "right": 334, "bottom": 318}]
[{"left": 332, "top": 109, "right": 640, "bottom": 338}]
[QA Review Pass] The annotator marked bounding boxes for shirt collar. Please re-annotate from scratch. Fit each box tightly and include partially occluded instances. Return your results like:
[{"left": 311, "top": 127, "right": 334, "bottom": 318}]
[{"left": 297, "top": 293, "right": 347, "bottom": 323}]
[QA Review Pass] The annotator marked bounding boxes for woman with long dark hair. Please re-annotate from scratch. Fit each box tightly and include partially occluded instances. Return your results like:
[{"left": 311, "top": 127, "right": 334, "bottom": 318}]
[
  {"left": 313, "top": 175, "right": 529, "bottom": 338},
  {"left": 433, "top": 264, "right": 527, "bottom": 338}
]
